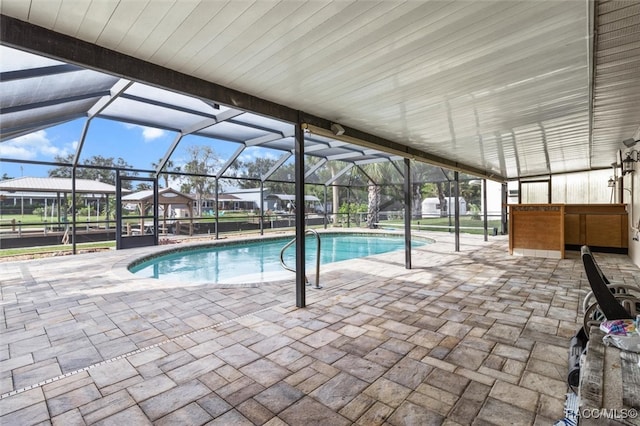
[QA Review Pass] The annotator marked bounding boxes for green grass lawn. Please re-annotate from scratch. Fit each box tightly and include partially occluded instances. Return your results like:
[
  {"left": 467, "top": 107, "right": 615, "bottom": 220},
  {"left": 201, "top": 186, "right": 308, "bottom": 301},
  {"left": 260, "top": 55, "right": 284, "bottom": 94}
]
[
  {"left": 0, "top": 241, "right": 116, "bottom": 258},
  {"left": 0, "top": 213, "right": 501, "bottom": 258},
  {"left": 381, "top": 217, "right": 502, "bottom": 234}
]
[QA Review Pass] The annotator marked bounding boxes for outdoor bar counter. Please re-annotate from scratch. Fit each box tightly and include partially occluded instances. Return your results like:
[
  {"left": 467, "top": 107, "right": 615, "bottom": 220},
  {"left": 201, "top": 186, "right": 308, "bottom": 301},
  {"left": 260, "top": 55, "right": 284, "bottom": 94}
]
[{"left": 509, "top": 204, "right": 628, "bottom": 258}]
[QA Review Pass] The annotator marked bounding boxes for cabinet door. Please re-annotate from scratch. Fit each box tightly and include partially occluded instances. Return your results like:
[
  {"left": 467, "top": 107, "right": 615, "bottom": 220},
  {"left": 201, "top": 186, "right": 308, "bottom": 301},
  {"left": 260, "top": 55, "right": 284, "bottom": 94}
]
[
  {"left": 564, "top": 214, "right": 582, "bottom": 245},
  {"left": 585, "top": 215, "right": 625, "bottom": 248}
]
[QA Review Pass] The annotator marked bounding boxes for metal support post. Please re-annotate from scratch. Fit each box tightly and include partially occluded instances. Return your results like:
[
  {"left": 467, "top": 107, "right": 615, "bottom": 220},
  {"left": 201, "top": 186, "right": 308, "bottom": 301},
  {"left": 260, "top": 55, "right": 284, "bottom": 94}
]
[
  {"left": 215, "top": 178, "right": 219, "bottom": 239},
  {"left": 454, "top": 171, "right": 460, "bottom": 252},
  {"left": 294, "top": 118, "right": 306, "bottom": 308},
  {"left": 501, "top": 182, "right": 508, "bottom": 235},
  {"left": 71, "top": 167, "right": 77, "bottom": 254},
  {"left": 404, "top": 159, "right": 412, "bottom": 269},
  {"left": 260, "top": 181, "right": 264, "bottom": 236},
  {"left": 483, "top": 179, "right": 488, "bottom": 242}
]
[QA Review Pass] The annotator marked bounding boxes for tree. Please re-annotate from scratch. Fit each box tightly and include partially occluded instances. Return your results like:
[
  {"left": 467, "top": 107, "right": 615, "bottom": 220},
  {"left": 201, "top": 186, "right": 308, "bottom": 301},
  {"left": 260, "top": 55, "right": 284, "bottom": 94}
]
[
  {"left": 151, "top": 158, "right": 179, "bottom": 189},
  {"left": 136, "top": 182, "right": 152, "bottom": 191},
  {"left": 48, "top": 154, "right": 138, "bottom": 189},
  {"left": 1, "top": 173, "right": 12, "bottom": 181},
  {"left": 238, "top": 157, "right": 296, "bottom": 194},
  {"left": 240, "top": 157, "right": 276, "bottom": 187},
  {"left": 179, "top": 145, "right": 219, "bottom": 216},
  {"left": 359, "top": 162, "right": 397, "bottom": 228}
]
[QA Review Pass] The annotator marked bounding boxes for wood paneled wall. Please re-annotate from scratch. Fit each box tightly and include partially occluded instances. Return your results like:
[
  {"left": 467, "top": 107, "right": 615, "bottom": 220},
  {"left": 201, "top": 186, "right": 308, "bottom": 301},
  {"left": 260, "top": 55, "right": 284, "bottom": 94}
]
[{"left": 509, "top": 204, "right": 564, "bottom": 258}]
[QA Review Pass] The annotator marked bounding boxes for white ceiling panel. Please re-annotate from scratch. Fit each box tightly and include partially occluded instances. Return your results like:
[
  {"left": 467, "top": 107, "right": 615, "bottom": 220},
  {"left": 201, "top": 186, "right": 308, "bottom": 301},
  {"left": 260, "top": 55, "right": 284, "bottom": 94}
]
[
  {"left": 27, "top": 0, "right": 61, "bottom": 29},
  {"left": 115, "top": 1, "right": 173, "bottom": 56},
  {"left": 94, "top": 0, "right": 150, "bottom": 48},
  {"left": 1, "top": 0, "right": 639, "bottom": 180},
  {"left": 74, "top": 0, "right": 119, "bottom": 44},
  {"left": 55, "top": 0, "right": 91, "bottom": 37},
  {"left": 591, "top": 0, "right": 640, "bottom": 170}
]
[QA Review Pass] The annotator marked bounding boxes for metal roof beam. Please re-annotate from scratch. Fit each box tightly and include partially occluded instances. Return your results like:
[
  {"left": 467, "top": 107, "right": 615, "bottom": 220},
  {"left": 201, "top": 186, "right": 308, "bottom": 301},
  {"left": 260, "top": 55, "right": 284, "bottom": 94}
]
[
  {"left": 304, "top": 142, "right": 331, "bottom": 153},
  {"left": 0, "top": 15, "right": 504, "bottom": 181},
  {"left": 0, "top": 63, "right": 82, "bottom": 81},
  {"left": 0, "top": 115, "right": 83, "bottom": 142},
  {"left": 1, "top": 91, "right": 110, "bottom": 114},
  {"left": 245, "top": 133, "right": 285, "bottom": 147},
  {"left": 391, "top": 160, "right": 404, "bottom": 178},
  {"left": 326, "top": 152, "right": 363, "bottom": 161},
  {"left": 154, "top": 116, "right": 219, "bottom": 178},
  {"left": 356, "top": 165, "right": 376, "bottom": 186},
  {"left": 156, "top": 133, "right": 183, "bottom": 177},
  {"left": 329, "top": 141, "right": 350, "bottom": 148},
  {"left": 304, "top": 158, "right": 327, "bottom": 178},
  {"left": 228, "top": 118, "right": 292, "bottom": 137},
  {"left": 97, "top": 115, "right": 181, "bottom": 133},
  {"left": 355, "top": 157, "right": 397, "bottom": 166},
  {"left": 3, "top": 16, "right": 301, "bottom": 123},
  {"left": 325, "top": 163, "right": 354, "bottom": 186},
  {"left": 88, "top": 79, "right": 133, "bottom": 117},
  {"left": 302, "top": 121, "right": 504, "bottom": 181},
  {"left": 74, "top": 79, "right": 133, "bottom": 167},
  {"left": 262, "top": 152, "right": 292, "bottom": 182},
  {"left": 182, "top": 117, "right": 219, "bottom": 135},
  {"left": 119, "top": 93, "right": 218, "bottom": 119},
  {"left": 214, "top": 108, "right": 245, "bottom": 122},
  {"left": 217, "top": 144, "right": 245, "bottom": 177}
]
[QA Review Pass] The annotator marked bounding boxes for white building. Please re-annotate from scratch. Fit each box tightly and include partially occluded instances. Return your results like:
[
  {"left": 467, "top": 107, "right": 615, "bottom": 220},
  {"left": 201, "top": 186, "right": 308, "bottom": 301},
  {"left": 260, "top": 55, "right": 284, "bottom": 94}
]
[{"left": 421, "top": 197, "right": 467, "bottom": 217}]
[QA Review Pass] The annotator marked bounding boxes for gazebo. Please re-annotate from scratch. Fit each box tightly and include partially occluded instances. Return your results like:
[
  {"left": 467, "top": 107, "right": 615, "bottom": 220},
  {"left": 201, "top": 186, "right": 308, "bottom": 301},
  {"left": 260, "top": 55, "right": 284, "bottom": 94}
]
[{"left": 122, "top": 188, "right": 195, "bottom": 236}]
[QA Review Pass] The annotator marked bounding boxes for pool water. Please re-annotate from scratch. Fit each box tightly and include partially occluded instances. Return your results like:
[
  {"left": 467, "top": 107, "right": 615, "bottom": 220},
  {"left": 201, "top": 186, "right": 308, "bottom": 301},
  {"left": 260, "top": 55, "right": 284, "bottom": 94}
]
[{"left": 130, "top": 234, "right": 428, "bottom": 284}]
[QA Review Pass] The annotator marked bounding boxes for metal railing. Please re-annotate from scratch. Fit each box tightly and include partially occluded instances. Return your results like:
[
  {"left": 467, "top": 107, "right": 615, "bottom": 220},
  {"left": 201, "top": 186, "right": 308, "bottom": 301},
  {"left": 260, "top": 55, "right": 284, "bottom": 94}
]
[{"left": 280, "top": 229, "right": 322, "bottom": 289}]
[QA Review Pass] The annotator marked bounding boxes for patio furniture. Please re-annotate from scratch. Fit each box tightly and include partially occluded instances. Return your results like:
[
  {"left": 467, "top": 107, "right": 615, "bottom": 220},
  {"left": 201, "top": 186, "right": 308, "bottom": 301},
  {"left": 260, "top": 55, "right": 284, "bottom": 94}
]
[
  {"left": 581, "top": 246, "right": 638, "bottom": 338},
  {"left": 567, "top": 246, "right": 639, "bottom": 388}
]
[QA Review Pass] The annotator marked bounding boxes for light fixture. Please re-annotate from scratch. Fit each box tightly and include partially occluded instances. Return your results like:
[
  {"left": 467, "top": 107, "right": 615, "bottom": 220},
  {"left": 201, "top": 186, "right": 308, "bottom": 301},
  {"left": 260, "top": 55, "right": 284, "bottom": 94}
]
[
  {"left": 622, "top": 149, "right": 639, "bottom": 175},
  {"left": 623, "top": 138, "right": 638, "bottom": 148},
  {"left": 330, "top": 123, "right": 345, "bottom": 136}
]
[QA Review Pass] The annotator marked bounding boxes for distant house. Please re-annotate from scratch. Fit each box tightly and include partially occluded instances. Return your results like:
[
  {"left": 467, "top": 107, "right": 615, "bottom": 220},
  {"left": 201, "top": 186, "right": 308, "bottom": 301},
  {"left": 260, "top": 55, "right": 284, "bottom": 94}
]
[
  {"left": 222, "top": 188, "right": 323, "bottom": 213},
  {"left": 217, "top": 188, "right": 262, "bottom": 211},
  {"left": 198, "top": 193, "right": 241, "bottom": 214},
  {"left": 265, "top": 194, "right": 323, "bottom": 213},
  {"left": 0, "top": 176, "right": 123, "bottom": 217},
  {"left": 421, "top": 197, "right": 467, "bottom": 217}
]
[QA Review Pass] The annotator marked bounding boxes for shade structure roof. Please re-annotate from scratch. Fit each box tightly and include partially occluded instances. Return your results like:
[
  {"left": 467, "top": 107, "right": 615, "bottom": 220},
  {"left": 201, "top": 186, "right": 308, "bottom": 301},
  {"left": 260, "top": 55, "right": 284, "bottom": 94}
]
[
  {"left": 0, "top": 176, "right": 121, "bottom": 194},
  {"left": 122, "top": 187, "right": 195, "bottom": 205},
  {"left": 1, "top": 2, "right": 639, "bottom": 181}
]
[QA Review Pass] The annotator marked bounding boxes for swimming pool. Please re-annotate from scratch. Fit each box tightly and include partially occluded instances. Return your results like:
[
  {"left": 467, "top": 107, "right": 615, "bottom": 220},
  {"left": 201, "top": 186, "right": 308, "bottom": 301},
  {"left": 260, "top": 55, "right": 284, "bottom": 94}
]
[{"left": 129, "top": 233, "right": 431, "bottom": 284}]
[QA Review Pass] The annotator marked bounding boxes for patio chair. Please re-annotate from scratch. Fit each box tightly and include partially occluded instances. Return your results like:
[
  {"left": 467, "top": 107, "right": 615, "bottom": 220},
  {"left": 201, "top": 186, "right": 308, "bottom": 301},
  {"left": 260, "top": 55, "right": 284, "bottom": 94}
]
[
  {"left": 580, "top": 246, "right": 638, "bottom": 337},
  {"left": 567, "top": 246, "right": 639, "bottom": 389}
]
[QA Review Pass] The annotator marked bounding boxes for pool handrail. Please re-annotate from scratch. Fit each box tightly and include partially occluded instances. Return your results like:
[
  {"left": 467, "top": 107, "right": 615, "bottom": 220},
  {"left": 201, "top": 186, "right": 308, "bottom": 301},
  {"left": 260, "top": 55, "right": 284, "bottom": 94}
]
[{"left": 280, "top": 229, "right": 322, "bottom": 289}]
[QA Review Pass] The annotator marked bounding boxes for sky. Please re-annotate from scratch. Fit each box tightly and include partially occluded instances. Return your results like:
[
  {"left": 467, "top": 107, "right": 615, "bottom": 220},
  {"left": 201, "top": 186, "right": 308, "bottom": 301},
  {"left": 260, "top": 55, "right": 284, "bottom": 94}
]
[{"left": 0, "top": 117, "right": 284, "bottom": 186}]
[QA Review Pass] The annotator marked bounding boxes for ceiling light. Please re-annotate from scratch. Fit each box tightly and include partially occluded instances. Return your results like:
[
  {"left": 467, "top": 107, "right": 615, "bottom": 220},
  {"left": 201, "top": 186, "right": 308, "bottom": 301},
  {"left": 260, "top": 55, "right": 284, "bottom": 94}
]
[{"left": 622, "top": 149, "right": 639, "bottom": 175}]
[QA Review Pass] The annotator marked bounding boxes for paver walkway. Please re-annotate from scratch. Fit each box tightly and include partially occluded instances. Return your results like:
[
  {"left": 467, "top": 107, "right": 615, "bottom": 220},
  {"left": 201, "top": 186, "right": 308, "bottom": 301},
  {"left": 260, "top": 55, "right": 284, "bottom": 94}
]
[{"left": 1, "top": 232, "right": 639, "bottom": 425}]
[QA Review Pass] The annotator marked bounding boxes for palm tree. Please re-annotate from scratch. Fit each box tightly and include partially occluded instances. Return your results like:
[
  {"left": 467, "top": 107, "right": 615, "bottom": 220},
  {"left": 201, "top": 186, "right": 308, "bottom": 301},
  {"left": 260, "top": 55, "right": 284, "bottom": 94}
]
[
  {"left": 151, "top": 158, "right": 179, "bottom": 189},
  {"left": 360, "top": 161, "right": 397, "bottom": 228}
]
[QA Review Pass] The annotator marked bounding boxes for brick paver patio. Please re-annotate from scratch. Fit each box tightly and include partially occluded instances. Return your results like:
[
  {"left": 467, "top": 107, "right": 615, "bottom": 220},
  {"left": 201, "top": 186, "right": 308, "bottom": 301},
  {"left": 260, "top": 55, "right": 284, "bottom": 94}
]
[{"left": 1, "top": 232, "right": 639, "bottom": 425}]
